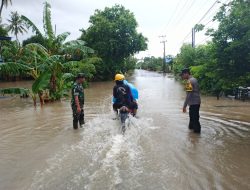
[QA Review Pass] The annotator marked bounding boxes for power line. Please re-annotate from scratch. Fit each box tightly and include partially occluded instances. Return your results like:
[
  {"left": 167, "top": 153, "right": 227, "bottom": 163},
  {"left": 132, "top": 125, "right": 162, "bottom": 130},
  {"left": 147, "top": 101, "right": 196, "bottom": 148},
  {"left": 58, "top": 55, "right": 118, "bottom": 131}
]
[
  {"left": 164, "top": 0, "right": 197, "bottom": 35},
  {"left": 170, "top": 0, "right": 192, "bottom": 26},
  {"left": 196, "top": 36, "right": 211, "bottom": 45},
  {"left": 163, "top": 0, "right": 200, "bottom": 49},
  {"left": 173, "top": 0, "right": 197, "bottom": 29},
  {"left": 182, "top": 30, "right": 192, "bottom": 43},
  {"left": 195, "top": 0, "right": 232, "bottom": 46},
  {"left": 201, "top": 0, "right": 232, "bottom": 24},
  {"left": 161, "top": 0, "right": 182, "bottom": 34},
  {"left": 180, "top": 0, "right": 228, "bottom": 45},
  {"left": 196, "top": 0, "right": 220, "bottom": 24},
  {"left": 163, "top": 0, "right": 213, "bottom": 44},
  {"left": 173, "top": 0, "right": 214, "bottom": 33}
]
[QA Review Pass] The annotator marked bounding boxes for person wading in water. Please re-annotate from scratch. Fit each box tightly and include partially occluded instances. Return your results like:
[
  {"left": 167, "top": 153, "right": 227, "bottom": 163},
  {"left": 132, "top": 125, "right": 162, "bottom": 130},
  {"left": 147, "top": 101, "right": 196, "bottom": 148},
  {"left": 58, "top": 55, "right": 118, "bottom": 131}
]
[
  {"left": 71, "top": 73, "right": 85, "bottom": 129},
  {"left": 180, "top": 68, "right": 201, "bottom": 133}
]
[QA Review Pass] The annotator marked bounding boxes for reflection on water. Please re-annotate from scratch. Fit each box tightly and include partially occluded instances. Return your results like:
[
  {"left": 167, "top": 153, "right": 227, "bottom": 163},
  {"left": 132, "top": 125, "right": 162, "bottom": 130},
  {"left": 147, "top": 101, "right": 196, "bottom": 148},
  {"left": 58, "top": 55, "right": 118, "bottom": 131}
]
[{"left": 0, "top": 70, "right": 250, "bottom": 190}]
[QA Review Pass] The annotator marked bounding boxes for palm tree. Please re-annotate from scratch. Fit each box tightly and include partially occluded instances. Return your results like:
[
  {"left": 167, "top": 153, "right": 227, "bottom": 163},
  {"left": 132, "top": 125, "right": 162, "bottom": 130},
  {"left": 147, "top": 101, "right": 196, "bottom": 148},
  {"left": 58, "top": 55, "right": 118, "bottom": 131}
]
[
  {"left": 0, "top": 0, "right": 12, "bottom": 17},
  {"left": 7, "top": 11, "right": 27, "bottom": 44}
]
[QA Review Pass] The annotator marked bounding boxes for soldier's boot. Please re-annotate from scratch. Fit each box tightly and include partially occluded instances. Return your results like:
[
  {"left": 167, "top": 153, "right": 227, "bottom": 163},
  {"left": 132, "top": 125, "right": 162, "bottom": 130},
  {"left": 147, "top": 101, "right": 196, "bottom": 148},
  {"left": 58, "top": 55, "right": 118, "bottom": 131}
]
[
  {"left": 73, "top": 121, "right": 78, "bottom": 129},
  {"left": 79, "top": 119, "right": 85, "bottom": 127},
  {"left": 79, "top": 112, "right": 85, "bottom": 127}
]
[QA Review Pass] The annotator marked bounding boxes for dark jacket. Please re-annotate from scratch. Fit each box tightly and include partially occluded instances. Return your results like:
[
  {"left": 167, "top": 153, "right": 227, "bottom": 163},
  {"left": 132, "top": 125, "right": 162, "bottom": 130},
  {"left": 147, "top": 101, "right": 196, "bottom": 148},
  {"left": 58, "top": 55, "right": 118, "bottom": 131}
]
[{"left": 113, "top": 82, "right": 133, "bottom": 106}]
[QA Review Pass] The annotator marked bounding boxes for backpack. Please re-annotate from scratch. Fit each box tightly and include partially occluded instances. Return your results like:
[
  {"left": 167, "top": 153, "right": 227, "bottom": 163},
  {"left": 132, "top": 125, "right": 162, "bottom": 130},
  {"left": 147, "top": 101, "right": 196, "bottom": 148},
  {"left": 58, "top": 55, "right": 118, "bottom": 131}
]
[{"left": 116, "top": 85, "right": 129, "bottom": 104}]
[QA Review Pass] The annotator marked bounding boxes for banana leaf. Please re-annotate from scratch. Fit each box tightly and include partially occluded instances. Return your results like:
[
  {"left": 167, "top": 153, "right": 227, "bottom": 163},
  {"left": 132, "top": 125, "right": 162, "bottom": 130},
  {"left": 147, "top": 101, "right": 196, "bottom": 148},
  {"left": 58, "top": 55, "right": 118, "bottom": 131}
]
[
  {"left": 21, "top": 15, "right": 43, "bottom": 37},
  {"left": 61, "top": 40, "right": 94, "bottom": 55},
  {"left": 0, "top": 62, "right": 32, "bottom": 77},
  {"left": 32, "top": 71, "right": 51, "bottom": 93}
]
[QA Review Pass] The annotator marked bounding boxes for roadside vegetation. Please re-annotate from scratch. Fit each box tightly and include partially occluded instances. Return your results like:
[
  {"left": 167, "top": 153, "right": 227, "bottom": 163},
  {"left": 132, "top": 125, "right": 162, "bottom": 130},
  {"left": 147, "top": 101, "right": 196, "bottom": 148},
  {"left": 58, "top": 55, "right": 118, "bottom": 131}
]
[
  {"left": 0, "top": 2, "right": 147, "bottom": 105},
  {"left": 136, "top": 55, "right": 173, "bottom": 72},
  {"left": 0, "top": 0, "right": 249, "bottom": 103},
  {"left": 173, "top": 0, "right": 250, "bottom": 97}
]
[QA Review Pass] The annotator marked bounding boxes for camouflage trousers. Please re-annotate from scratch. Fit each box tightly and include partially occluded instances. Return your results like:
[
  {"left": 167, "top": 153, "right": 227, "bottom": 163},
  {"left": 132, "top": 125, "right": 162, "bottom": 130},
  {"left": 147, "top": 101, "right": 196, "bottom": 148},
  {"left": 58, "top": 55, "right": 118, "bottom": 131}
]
[{"left": 72, "top": 104, "right": 84, "bottom": 129}]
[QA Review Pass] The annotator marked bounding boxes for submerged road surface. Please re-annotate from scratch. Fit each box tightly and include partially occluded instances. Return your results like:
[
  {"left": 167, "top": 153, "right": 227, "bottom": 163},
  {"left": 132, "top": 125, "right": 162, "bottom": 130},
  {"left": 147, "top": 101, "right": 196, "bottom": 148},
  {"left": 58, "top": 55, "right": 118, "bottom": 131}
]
[{"left": 0, "top": 70, "right": 250, "bottom": 190}]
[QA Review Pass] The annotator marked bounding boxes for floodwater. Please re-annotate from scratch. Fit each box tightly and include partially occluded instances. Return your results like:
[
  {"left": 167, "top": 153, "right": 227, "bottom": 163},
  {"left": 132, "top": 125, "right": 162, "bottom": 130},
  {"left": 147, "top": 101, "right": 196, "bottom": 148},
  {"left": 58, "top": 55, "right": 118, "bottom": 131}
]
[{"left": 0, "top": 70, "right": 250, "bottom": 190}]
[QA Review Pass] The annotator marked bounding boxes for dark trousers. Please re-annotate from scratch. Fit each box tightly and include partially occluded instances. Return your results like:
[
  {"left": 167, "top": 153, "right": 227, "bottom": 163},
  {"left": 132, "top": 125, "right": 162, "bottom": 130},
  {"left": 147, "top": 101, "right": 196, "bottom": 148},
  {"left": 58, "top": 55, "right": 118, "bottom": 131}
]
[
  {"left": 113, "top": 101, "right": 138, "bottom": 110},
  {"left": 72, "top": 106, "right": 84, "bottom": 129},
  {"left": 189, "top": 105, "right": 201, "bottom": 133}
]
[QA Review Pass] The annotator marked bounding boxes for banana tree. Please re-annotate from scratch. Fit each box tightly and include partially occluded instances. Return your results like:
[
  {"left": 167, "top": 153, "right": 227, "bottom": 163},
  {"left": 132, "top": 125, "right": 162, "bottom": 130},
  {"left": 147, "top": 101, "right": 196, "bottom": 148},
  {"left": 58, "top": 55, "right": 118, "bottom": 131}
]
[
  {"left": 30, "top": 71, "right": 50, "bottom": 106},
  {"left": 21, "top": 1, "right": 70, "bottom": 54},
  {"left": 1, "top": 40, "right": 94, "bottom": 105},
  {"left": 0, "top": 71, "right": 51, "bottom": 106}
]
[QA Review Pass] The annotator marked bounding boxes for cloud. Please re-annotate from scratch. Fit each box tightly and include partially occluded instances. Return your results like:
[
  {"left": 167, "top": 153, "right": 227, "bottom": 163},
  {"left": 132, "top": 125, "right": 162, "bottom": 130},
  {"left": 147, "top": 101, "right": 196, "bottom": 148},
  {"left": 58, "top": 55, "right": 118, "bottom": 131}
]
[{"left": 1, "top": 0, "right": 218, "bottom": 58}]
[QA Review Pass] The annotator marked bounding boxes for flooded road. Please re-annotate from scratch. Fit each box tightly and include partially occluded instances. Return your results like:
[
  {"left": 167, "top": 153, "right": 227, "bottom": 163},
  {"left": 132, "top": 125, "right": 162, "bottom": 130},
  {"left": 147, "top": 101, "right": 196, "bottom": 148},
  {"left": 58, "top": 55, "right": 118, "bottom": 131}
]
[{"left": 0, "top": 70, "right": 250, "bottom": 190}]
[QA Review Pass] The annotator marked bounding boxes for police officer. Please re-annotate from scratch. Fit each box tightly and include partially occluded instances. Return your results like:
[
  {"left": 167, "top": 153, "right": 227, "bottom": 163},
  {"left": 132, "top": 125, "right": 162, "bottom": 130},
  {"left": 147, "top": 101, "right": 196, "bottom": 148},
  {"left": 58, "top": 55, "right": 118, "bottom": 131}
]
[
  {"left": 71, "top": 73, "right": 85, "bottom": 129},
  {"left": 180, "top": 68, "right": 201, "bottom": 133}
]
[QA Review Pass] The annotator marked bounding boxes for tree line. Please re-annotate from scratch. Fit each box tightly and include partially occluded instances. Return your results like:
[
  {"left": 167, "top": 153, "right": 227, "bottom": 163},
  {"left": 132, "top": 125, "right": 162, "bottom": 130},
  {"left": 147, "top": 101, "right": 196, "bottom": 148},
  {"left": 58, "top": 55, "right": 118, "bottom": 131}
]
[
  {"left": 0, "top": 2, "right": 147, "bottom": 105},
  {"left": 173, "top": 0, "right": 250, "bottom": 97}
]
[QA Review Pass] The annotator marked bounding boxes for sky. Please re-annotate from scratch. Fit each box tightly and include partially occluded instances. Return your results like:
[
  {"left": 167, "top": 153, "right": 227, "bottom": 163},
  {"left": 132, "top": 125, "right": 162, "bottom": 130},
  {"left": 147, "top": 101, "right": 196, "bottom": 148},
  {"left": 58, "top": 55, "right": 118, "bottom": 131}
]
[{"left": 1, "top": 0, "right": 223, "bottom": 58}]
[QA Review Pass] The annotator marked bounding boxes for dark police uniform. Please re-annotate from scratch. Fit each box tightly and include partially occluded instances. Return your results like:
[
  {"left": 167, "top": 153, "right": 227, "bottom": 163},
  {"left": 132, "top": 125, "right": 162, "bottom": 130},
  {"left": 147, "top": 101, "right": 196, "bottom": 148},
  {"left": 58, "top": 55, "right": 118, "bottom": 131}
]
[
  {"left": 71, "top": 82, "right": 84, "bottom": 129},
  {"left": 183, "top": 77, "right": 201, "bottom": 133}
]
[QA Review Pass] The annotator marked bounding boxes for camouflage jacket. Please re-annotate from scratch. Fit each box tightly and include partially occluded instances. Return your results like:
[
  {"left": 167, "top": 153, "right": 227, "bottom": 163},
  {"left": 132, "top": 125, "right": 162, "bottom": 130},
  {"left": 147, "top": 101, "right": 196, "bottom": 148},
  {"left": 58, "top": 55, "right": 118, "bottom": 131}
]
[{"left": 71, "top": 82, "right": 84, "bottom": 106}]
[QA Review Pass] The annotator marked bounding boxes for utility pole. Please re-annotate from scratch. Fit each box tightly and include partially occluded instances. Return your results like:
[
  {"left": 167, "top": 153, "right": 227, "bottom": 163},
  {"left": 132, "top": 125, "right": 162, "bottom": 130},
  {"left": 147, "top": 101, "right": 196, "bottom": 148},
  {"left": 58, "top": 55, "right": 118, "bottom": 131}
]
[
  {"left": 55, "top": 24, "right": 57, "bottom": 36},
  {"left": 192, "top": 28, "right": 195, "bottom": 48},
  {"left": 159, "top": 35, "right": 167, "bottom": 73}
]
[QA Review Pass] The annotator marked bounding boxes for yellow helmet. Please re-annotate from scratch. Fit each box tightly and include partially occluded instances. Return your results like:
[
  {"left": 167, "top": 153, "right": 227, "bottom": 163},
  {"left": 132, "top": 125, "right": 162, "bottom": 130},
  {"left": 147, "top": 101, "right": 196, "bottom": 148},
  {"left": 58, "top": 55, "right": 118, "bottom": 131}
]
[{"left": 114, "top": 74, "right": 125, "bottom": 81}]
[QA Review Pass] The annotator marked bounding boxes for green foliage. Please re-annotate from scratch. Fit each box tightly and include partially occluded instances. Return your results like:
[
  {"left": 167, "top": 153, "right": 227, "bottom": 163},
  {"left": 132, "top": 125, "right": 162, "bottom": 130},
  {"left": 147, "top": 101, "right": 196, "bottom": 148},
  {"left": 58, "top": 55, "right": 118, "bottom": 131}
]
[
  {"left": 81, "top": 4, "right": 148, "bottom": 78},
  {"left": 63, "top": 58, "right": 97, "bottom": 80},
  {"left": 21, "top": 2, "right": 68, "bottom": 54},
  {"left": 21, "top": 1, "right": 94, "bottom": 56},
  {"left": 210, "top": 0, "right": 250, "bottom": 88},
  {"left": 123, "top": 56, "right": 137, "bottom": 72},
  {"left": 0, "top": 61, "right": 31, "bottom": 79},
  {"left": 21, "top": 15, "right": 43, "bottom": 37},
  {"left": 32, "top": 71, "right": 50, "bottom": 94},
  {"left": 43, "top": 1, "right": 54, "bottom": 42},
  {"left": 0, "top": 87, "right": 29, "bottom": 97},
  {"left": 1, "top": 41, "right": 21, "bottom": 62},
  {"left": 137, "top": 56, "right": 163, "bottom": 71},
  {"left": 85, "top": 56, "right": 105, "bottom": 80},
  {"left": 175, "top": 0, "right": 250, "bottom": 96},
  {"left": 0, "top": 1, "right": 102, "bottom": 105},
  {"left": 54, "top": 72, "right": 74, "bottom": 99},
  {"left": 0, "top": 24, "right": 8, "bottom": 36},
  {"left": 20, "top": 43, "right": 49, "bottom": 78},
  {"left": 22, "top": 35, "right": 48, "bottom": 48},
  {"left": 61, "top": 40, "right": 94, "bottom": 58},
  {"left": 194, "top": 24, "right": 204, "bottom": 32},
  {"left": 175, "top": 44, "right": 196, "bottom": 68}
]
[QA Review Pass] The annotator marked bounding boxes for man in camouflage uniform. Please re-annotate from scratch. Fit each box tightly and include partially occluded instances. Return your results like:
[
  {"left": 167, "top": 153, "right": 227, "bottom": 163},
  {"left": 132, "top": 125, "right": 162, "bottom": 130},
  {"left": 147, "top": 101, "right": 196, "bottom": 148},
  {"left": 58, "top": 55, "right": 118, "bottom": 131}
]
[
  {"left": 71, "top": 73, "right": 85, "bottom": 129},
  {"left": 180, "top": 68, "right": 201, "bottom": 133}
]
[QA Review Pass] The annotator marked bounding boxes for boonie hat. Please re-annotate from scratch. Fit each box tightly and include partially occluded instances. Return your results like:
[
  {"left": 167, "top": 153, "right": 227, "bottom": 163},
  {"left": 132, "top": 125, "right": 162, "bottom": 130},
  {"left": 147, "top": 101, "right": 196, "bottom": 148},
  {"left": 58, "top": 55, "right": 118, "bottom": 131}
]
[{"left": 76, "top": 73, "right": 85, "bottom": 79}]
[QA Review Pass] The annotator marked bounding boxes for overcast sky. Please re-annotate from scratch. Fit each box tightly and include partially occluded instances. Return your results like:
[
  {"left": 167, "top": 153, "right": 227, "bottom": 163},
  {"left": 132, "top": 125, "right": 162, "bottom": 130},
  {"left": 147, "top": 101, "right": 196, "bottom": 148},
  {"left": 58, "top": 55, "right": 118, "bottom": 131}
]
[{"left": 2, "top": 0, "right": 223, "bottom": 58}]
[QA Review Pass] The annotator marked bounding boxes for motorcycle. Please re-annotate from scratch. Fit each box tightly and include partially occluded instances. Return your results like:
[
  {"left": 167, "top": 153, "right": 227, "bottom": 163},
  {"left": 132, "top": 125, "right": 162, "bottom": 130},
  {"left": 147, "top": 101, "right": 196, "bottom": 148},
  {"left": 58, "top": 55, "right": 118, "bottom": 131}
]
[{"left": 118, "top": 106, "right": 130, "bottom": 134}]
